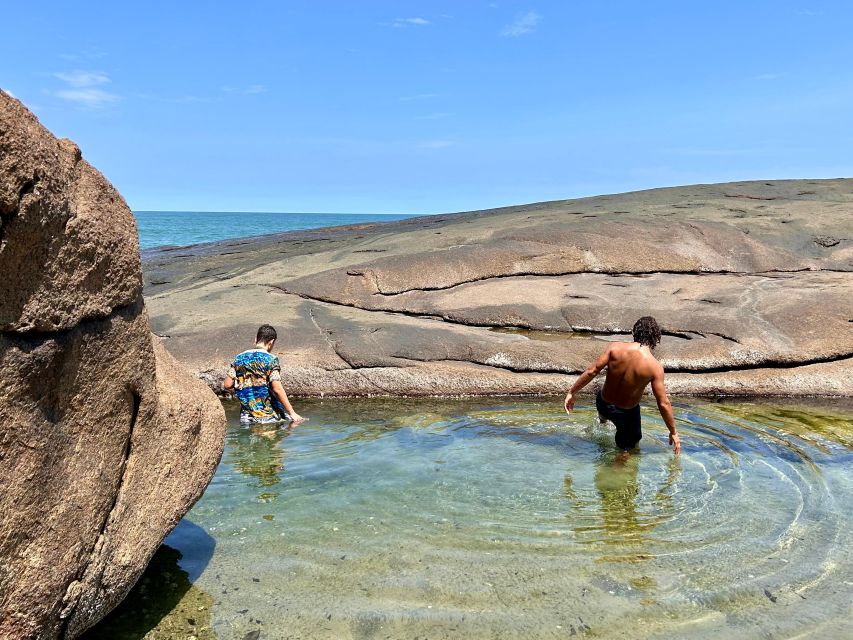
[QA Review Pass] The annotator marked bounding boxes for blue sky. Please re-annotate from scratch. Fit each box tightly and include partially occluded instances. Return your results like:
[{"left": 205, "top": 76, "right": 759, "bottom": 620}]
[{"left": 2, "top": 1, "right": 851, "bottom": 214}]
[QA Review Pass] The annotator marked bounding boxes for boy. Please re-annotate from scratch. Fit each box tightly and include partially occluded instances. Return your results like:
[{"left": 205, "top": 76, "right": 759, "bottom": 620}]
[{"left": 223, "top": 324, "right": 305, "bottom": 425}]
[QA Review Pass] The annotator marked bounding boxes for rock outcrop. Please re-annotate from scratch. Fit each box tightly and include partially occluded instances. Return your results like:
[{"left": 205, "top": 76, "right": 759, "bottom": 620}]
[
  {"left": 0, "top": 93, "right": 225, "bottom": 638},
  {"left": 144, "top": 179, "right": 851, "bottom": 397}
]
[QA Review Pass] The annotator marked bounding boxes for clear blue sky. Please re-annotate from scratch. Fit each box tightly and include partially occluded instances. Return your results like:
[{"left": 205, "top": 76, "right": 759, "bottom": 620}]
[{"left": 2, "top": 1, "right": 851, "bottom": 214}]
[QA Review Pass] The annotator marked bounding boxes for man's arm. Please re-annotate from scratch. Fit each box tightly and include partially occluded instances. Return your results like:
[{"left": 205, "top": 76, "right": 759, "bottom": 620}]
[
  {"left": 270, "top": 380, "right": 305, "bottom": 425},
  {"left": 564, "top": 346, "right": 611, "bottom": 413},
  {"left": 651, "top": 368, "right": 680, "bottom": 454}
]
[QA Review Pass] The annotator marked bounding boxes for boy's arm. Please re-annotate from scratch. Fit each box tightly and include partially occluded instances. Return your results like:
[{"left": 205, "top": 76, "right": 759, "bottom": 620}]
[
  {"left": 651, "top": 368, "right": 680, "bottom": 454},
  {"left": 222, "top": 365, "right": 236, "bottom": 392},
  {"left": 267, "top": 356, "right": 305, "bottom": 423},
  {"left": 270, "top": 380, "right": 304, "bottom": 424},
  {"left": 564, "top": 346, "right": 611, "bottom": 412}
]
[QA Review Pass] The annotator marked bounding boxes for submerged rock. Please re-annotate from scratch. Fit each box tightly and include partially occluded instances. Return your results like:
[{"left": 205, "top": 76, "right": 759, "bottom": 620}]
[
  {"left": 81, "top": 541, "right": 215, "bottom": 640},
  {"left": 0, "top": 93, "right": 225, "bottom": 638}
]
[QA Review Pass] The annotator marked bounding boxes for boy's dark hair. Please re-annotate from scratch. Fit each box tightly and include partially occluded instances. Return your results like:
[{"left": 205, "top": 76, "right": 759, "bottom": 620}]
[
  {"left": 256, "top": 324, "right": 277, "bottom": 344},
  {"left": 632, "top": 316, "right": 661, "bottom": 349}
]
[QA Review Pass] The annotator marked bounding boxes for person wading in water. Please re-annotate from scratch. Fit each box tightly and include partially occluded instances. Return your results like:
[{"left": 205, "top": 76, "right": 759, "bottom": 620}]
[
  {"left": 223, "top": 324, "right": 306, "bottom": 426},
  {"left": 564, "top": 316, "right": 680, "bottom": 454}
]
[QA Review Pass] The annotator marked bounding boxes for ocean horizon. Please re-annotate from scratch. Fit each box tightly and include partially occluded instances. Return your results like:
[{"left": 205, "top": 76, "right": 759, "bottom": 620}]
[{"left": 133, "top": 210, "right": 419, "bottom": 250}]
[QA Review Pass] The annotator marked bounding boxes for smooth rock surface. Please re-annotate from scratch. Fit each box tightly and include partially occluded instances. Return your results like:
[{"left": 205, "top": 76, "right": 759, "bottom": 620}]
[
  {"left": 0, "top": 93, "right": 225, "bottom": 639},
  {"left": 144, "top": 178, "right": 852, "bottom": 397}
]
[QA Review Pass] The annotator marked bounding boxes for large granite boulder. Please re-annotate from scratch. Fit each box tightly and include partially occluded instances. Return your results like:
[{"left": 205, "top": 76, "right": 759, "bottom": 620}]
[
  {"left": 143, "top": 178, "right": 851, "bottom": 397},
  {"left": 0, "top": 93, "right": 226, "bottom": 638}
]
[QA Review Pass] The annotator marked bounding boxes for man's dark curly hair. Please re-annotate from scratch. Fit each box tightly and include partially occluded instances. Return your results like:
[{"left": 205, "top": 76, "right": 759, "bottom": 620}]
[{"left": 632, "top": 316, "right": 661, "bottom": 348}]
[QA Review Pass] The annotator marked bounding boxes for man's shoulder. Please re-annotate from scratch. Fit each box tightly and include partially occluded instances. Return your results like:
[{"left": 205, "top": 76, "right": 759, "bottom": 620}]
[
  {"left": 605, "top": 341, "right": 632, "bottom": 355},
  {"left": 234, "top": 349, "right": 274, "bottom": 363},
  {"left": 645, "top": 351, "right": 665, "bottom": 375},
  {"left": 254, "top": 350, "right": 280, "bottom": 368}
]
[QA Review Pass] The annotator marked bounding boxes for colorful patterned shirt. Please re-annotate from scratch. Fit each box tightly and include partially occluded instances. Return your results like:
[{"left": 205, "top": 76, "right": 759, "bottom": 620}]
[{"left": 228, "top": 349, "right": 287, "bottom": 424}]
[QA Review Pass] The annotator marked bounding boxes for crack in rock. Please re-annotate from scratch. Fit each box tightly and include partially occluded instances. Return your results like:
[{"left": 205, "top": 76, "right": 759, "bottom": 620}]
[
  {"left": 59, "top": 387, "right": 141, "bottom": 632},
  {"left": 0, "top": 173, "right": 39, "bottom": 249}
]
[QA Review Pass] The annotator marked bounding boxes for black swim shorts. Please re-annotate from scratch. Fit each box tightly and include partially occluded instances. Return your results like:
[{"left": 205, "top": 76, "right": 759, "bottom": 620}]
[{"left": 595, "top": 391, "right": 642, "bottom": 450}]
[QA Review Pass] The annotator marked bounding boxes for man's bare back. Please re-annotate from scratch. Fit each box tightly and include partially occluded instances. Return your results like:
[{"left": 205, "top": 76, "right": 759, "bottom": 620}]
[
  {"left": 600, "top": 341, "right": 661, "bottom": 409},
  {"left": 563, "top": 317, "right": 680, "bottom": 454}
]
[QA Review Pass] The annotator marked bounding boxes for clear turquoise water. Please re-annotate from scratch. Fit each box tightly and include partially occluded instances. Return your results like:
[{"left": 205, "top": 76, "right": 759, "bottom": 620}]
[
  {"left": 87, "top": 397, "right": 853, "bottom": 639},
  {"left": 134, "top": 211, "right": 418, "bottom": 250}
]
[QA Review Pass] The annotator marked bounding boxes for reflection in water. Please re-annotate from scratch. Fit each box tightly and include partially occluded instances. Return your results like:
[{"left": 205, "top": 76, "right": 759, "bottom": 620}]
[
  {"left": 654, "top": 455, "right": 681, "bottom": 514},
  {"left": 227, "top": 424, "right": 292, "bottom": 501},
  {"left": 566, "top": 447, "right": 682, "bottom": 559},
  {"left": 593, "top": 452, "right": 643, "bottom": 543}
]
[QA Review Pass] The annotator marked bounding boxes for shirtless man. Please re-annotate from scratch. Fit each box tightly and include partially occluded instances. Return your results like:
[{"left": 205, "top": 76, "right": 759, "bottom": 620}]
[{"left": 563, "top": 316, "right": 680, "bottom": 454}]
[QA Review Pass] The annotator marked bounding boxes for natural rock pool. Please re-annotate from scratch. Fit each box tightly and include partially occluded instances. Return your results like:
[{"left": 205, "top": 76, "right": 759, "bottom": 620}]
[{"left": 87, "top": 397, "right": 853, "bottom": 639}]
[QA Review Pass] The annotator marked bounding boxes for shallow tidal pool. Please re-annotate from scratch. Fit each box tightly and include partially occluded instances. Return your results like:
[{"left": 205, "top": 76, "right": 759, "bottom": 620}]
[{"left": 87, "top": 397, "right": 853, "bottom": 639}]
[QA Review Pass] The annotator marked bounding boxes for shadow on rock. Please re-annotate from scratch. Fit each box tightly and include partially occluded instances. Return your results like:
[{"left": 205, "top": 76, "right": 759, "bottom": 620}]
[{"left": 82, "top": 520, "right": 216, "bottom": 639}]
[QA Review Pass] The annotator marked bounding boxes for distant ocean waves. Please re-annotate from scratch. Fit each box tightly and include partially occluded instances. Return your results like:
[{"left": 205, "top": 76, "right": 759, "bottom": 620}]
[{"left": 133, "top": 211, "right": 417, "bottom": 250}]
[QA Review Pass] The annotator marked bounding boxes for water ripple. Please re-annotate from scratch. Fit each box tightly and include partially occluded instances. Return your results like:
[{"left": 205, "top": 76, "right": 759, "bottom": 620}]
[{"left": 116, "top": 397, "right": 853, "bottom": 639}]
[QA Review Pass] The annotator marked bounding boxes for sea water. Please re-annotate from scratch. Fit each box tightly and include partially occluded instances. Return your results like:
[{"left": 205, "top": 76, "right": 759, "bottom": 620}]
[
  {"left": 86, "top": 397, "right": 853, "bottom": 639},
  {"left": 134, "top": 211, "right": 418, "bottom": 250}
]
